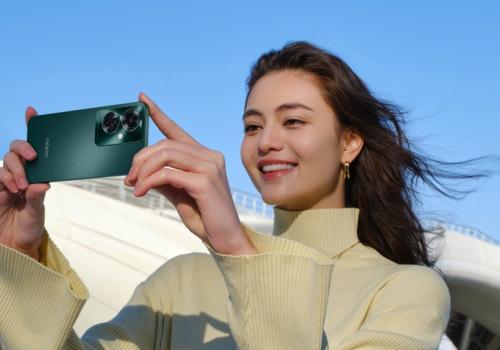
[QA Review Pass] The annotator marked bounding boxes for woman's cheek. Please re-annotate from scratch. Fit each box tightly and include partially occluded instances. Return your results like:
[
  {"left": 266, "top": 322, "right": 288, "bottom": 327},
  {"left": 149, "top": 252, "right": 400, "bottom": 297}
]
[
  {"left": 240, "top": 142, "right": 251, "bottom": 172},
  {"left": 298, "top": 133, "right": 340, "bottom": 174},
  {"left": 240, "top": 140, "right": 258, "bottom": 180}
]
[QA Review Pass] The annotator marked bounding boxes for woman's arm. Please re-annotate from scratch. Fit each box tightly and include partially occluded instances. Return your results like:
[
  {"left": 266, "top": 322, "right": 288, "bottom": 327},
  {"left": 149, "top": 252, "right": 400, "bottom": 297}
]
[
  {"left": 0, "top": 229, "right": 172, "bottom": 350},
  {"left": 205, "top": 222, "right": 336, "bottom": 350},
  {"left": 334, "top": 266, "right": 451, "bottom": 350}
]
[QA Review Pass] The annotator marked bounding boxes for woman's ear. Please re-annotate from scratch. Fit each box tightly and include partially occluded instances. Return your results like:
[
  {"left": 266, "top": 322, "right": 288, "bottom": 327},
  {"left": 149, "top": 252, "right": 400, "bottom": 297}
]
[{"left": 342, "top": 127, "right": 364, "bottom": 163}]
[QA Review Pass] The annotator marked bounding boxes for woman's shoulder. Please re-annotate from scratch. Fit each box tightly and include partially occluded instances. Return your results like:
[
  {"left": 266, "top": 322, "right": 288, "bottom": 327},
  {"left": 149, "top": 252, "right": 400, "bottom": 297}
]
[
  {"left": 384, "top": 263, "right": 450, "bottom": 299},
  {"left": 369, "top": 263, "right": 451, "bottom": 326},
  {"left": 340, "top": 243, "right": 450, "bottom": 309}
]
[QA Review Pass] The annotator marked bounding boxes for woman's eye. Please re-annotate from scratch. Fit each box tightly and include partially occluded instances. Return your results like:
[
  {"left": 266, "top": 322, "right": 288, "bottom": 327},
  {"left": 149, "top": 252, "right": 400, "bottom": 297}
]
[
  {"left": 285, "top": 119, "right": 304, "bottom": 126},
  {"left": 243, "top": 119, "right": 304, "bottom": 133},
  {"left": 243, "top": 124, "right": 260, "bottom": 133}
]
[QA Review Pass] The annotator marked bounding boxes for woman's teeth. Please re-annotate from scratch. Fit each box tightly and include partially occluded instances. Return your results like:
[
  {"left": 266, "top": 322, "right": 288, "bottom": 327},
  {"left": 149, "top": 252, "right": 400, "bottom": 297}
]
[{"left": 262, "top": 163, "right": 297, "bottom": 173}]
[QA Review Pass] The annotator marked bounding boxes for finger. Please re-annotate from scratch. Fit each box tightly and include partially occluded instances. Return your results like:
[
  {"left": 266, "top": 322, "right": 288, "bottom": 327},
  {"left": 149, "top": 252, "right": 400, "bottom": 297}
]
[
  {"left": 135, "top": 147, "right": 213, "bottom": 186},
  {"left": 0, "top": 167, "right": 19, "bottom": 193},
  {"left": 134, "top": 166, "right": 201, "bottom": 197},
  {"left": 25, "top": 183, "right": 50, "bottom": 206},
  {"left": 152, "top": 185, "right": 178, "bottom": 205},
  {"left": 126, "top": 139, "right": 210, "bottom": 183},
  {"left": 3, "top": 152, "right": 30, "bottom": 190},
  {"left": 138, "top": 92, "right": 202, "bottom": 147},
  {"left": 9, "top": 140, "right": 37, "bottom": 162},
  {"left": 25, "top": 106, "right": 38, "bottom": 127}
]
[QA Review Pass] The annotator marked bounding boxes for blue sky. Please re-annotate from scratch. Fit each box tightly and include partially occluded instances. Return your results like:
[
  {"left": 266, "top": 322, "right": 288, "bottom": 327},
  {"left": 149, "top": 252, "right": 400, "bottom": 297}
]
[{"left": 1, "top": 1, "right": 499, "bottom": 240}]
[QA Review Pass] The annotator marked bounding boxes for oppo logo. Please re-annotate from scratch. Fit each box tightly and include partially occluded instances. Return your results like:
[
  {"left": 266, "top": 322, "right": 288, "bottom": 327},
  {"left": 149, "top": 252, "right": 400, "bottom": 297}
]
[{"left": 44, "top": 138, "right": 50, "bottom": 158}]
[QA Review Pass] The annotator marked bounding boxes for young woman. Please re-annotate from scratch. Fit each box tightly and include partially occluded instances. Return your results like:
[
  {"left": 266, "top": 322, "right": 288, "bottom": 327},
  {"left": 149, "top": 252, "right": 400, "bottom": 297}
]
[{"left": 0, "top": 41, "right": 488, "bottom": 349}]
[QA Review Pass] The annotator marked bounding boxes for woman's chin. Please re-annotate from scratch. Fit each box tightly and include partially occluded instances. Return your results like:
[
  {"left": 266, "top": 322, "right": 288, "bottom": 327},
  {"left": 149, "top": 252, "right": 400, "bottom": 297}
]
[
  {"left": 261, "top": 195, "right": 283, "bottom": 207},
  {"left": 261, "top": 193, "right": 297, "bottom": 209}
]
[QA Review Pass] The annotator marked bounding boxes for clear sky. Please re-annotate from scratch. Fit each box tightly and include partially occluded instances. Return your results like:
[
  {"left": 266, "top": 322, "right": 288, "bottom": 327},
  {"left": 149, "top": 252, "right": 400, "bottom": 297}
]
[{"left": 1, "top": 1, "right": 499, "bottom": 240}]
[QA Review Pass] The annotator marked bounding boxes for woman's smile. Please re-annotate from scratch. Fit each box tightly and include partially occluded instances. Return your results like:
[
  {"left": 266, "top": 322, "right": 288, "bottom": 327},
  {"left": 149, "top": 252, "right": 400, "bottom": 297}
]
[{"left": 260, "top": 164, "right": 298, "bottom": 181}]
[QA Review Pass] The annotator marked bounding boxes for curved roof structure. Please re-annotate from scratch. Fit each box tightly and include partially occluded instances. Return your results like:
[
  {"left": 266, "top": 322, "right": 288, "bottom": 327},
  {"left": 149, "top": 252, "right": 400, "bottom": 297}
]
[{"left": 430, "top": 223, "right": 500, "bottom": 335}]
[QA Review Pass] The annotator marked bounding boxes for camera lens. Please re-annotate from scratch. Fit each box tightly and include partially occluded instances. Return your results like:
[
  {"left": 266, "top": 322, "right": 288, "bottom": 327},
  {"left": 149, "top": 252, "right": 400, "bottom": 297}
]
[
  {"left": 122, "top": 108, "right": 140, "bottom": 132},
  {"left": 102, "top": 112, "right": 120, "bottom": 134}
]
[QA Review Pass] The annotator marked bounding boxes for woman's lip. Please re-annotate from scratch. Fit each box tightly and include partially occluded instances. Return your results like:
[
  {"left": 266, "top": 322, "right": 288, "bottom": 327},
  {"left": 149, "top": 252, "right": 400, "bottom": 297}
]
[{"left": 260, "top": 165, "right": 297, "bottom": 180}]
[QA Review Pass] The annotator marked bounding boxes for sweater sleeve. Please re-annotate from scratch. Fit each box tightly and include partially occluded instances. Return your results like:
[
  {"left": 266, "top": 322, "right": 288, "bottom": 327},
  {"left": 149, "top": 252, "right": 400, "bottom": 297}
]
[
  {"left": 334, "top": 266, "right": 451, "bottom": 350},
  {"left": 203, "top": 223, "right": 335, "bottom": 350},
  {"left": 0, "top": 229, "right": 171, "bottom": 350}
]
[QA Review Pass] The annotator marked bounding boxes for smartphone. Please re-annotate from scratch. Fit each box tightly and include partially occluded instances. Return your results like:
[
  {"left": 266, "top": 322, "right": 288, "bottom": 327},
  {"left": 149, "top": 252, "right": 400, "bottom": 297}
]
[{"left": 25, "top": 101, "right": 149, "bottom": 183}]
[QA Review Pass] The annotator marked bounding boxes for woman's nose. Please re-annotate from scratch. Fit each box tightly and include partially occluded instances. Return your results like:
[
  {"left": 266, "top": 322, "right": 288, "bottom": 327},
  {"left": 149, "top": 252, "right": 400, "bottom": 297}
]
[{"left": 258, "top": 124, "right": 284, "bottom": 153}]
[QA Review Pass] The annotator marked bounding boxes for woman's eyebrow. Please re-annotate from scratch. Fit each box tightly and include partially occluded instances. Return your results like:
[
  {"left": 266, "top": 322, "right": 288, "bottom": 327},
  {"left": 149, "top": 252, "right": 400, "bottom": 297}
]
[{"left": 242, "top": 102, "right": 314, "bottom": 120}]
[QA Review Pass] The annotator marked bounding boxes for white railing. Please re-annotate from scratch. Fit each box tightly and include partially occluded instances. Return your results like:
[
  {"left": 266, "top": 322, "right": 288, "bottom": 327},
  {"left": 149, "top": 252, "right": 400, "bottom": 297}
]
[
  {"left": 64, "top": 176, "right": 499, "bottom": 246},
  {"left": 230, "top": 188, "right": 274, "bottom": 218},
  {"left": 422, "top": 219, "right": 499, "bottom": 246},
  {"left": 66, "top": 176, "right": 274, "bottom": 218}
]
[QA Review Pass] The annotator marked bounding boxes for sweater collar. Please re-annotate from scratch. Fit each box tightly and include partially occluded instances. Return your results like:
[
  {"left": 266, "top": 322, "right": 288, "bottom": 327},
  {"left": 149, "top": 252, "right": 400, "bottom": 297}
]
[{"left": 272, "top": 206, "right": 360, "bottom": 258}]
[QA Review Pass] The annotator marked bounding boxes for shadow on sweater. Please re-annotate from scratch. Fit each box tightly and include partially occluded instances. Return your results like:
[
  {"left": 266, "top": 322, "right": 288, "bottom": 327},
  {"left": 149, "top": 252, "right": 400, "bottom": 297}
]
[{"left": 75, "top": 305, "right": 329, "bottom": 349}]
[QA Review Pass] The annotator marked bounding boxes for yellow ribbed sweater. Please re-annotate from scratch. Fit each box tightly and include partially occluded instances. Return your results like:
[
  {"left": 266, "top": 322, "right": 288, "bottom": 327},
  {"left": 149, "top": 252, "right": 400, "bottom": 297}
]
[{"left": 0, "top": 207, "right": 450, "bottom": 350}]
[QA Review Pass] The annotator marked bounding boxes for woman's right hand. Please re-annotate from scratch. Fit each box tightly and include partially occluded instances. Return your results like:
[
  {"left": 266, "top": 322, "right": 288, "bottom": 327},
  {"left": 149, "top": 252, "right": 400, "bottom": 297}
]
[{"left": 0, "top": 106, "right": 51, "bottom": 261}]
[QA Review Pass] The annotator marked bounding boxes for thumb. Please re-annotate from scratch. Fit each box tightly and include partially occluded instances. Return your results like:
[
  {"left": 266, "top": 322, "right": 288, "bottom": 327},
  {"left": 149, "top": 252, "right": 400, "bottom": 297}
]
[{"left": 24, "top": 183, "right": 50, "bottom": 213}]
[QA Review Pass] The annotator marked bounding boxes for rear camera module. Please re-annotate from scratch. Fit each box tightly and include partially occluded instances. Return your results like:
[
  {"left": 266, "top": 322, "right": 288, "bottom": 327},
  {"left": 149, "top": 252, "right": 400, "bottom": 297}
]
[
  {"left": 102, "top": 111, "right": 120, "bottom": 134},
  {"left": 122, "top": 108, "right": 140, "bottom": 132}
]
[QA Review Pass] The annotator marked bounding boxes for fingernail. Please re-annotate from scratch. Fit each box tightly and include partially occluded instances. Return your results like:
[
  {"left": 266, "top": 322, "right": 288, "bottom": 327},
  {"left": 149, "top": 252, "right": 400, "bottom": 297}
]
[
  {"left": 19, "top": 177, "right": 28, "bottom": 189},
  {"left": 128, "top": 171, "right": 136, "bottom": 181},
  {"left": 10, "top": 181, "right": 19, "bottom": 193},
  {"left": 27, "top": 150, "right": 36, "bottom": 158}
]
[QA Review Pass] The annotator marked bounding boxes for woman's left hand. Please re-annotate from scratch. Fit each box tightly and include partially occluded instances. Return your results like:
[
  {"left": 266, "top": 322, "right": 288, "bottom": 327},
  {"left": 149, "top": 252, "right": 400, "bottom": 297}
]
[{"left": 125, "top": 93, "right": 256, "bottom": 256}]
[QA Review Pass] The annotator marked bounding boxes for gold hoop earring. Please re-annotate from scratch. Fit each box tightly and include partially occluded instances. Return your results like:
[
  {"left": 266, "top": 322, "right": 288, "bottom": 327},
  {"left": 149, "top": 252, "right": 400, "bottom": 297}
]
[{"left": 343, "top": 161, "right": 350, "bottom": 180}]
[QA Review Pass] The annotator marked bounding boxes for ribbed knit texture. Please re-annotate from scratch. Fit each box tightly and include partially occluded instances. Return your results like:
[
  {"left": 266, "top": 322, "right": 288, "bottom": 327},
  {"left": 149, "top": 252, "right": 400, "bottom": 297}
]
[{"left": 0, "top": 207, "right": 451, "bottom": 349}]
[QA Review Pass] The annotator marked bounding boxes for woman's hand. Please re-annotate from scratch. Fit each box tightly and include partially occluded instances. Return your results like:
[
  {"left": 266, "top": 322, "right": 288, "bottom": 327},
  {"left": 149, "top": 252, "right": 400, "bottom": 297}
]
[
  {"left": 125, "top": 93, "right": 256, "bottom": 256},
  {"left": 0, "top": 107, "right": 50, "bottom": 261}
]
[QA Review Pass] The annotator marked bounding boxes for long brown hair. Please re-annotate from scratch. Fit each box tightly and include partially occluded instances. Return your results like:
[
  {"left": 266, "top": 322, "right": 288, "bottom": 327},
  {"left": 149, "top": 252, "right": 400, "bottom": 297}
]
[{"left": 244, "top": 41, "right": 497, "bottom": 267}]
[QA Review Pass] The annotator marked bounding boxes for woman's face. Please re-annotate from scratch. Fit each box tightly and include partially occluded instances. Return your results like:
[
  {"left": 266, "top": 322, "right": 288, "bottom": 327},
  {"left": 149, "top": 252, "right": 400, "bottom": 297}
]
[{"left": 241, "top": 69, "right": 359, "bottom": 210}]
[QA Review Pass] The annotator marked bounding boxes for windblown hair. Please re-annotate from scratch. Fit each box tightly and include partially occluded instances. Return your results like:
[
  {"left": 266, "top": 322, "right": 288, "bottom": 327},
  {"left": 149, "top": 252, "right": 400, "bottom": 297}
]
[{"left": 244, "top": 41, "right": 496, "bottom": 267}]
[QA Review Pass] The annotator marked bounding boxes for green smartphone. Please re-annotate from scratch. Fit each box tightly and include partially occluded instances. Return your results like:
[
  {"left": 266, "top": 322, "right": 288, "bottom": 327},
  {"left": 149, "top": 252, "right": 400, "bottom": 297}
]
[{"left": 25, "top": 101, "right": 149, "bottom": 183}]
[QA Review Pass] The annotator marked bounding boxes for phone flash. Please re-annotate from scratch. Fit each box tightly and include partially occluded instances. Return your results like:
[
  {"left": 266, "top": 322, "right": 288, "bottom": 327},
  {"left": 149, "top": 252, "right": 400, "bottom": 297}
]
[{"left": 118, "top": 133, "right": 124, "bottom": 139}]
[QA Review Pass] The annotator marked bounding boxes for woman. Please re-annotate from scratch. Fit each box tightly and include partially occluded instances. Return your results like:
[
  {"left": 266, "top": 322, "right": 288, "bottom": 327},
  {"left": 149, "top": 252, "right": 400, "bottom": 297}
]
[{"left": 0, "top": 41, "right": 486, "bottom": 349}]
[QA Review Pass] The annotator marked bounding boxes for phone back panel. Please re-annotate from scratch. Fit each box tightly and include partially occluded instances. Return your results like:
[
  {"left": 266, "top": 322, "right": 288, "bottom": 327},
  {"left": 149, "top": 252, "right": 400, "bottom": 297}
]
[{"left": 26, "top": 102, "right": 149, "bottom": 183}]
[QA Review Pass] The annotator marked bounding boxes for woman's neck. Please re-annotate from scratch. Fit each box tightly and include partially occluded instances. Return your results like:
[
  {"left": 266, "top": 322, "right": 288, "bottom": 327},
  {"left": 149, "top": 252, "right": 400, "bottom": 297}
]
[{"left": 272, "top": 206, "right": 360, "bottom": 258}]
